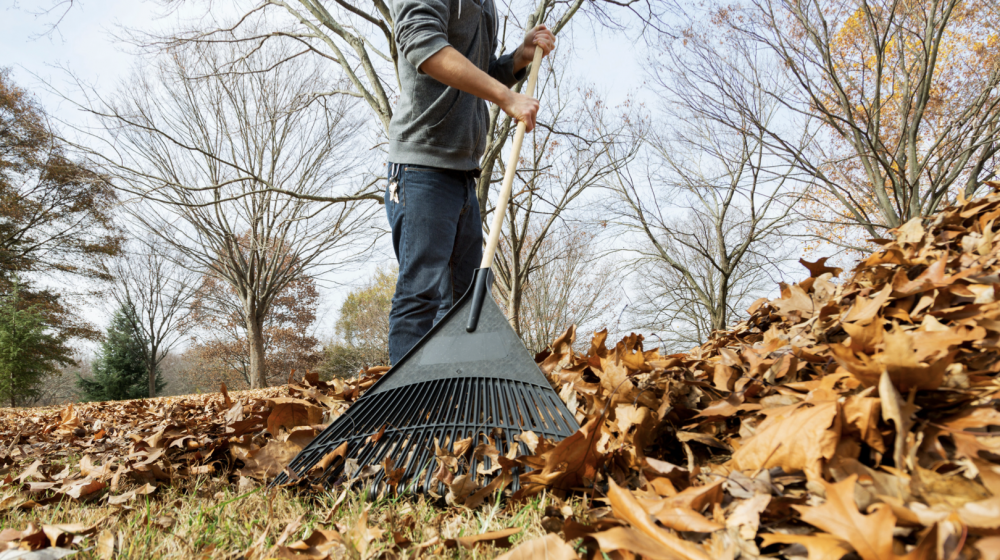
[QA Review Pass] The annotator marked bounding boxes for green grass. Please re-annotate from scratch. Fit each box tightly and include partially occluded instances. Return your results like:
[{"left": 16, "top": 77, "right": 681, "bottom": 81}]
[{"left": 1, "top": 476, "right": 573, "bottom": 559}]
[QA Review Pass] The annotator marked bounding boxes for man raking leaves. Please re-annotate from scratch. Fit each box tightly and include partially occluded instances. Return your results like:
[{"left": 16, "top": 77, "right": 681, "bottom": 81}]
[
  {"left": 385, "top": 0, "right": 554, "bottom": 363},
  {"left": 272, "top": 1, "right": 580, "bottom": 492}
]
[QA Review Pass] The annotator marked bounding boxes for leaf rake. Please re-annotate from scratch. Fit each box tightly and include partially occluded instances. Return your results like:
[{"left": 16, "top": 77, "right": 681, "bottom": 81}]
[{"left": 271, "top": 45, "right": 579, "bottom": 493}]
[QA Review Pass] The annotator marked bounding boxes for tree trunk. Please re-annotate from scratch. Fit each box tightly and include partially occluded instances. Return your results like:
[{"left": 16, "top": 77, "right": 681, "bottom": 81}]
[
  {"left": 711, "top": 306, "right": 726, "bottom": 334},
  {"left": 246, "top": 313, "right": 268, "bottom": 388},
  {"left": 147, "top": 344, "right": 158, "bottom": 398},
  {"left": 507, "top": 277, "right": 522, "bottom": 335}
]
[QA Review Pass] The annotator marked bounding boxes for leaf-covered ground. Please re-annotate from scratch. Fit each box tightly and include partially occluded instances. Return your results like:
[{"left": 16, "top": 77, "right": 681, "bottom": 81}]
[{"left": 6, "top": 187, "right": 1000, "bottom": 559}]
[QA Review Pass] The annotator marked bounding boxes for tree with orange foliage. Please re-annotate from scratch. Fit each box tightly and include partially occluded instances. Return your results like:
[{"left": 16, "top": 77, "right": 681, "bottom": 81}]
[
  {"left": 0, "top": 68, "right": 121, "bottom": 285},
  {"left": 188, "top": 270, "right": 321, "bottom": 390},
  {"left": 663, "top": 0, "right": 1000, "bottom": 250}
]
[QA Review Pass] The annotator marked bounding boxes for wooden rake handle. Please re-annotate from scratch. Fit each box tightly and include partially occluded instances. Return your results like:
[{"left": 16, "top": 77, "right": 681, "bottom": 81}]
[{"left": 480, "top": 45, "right": 545, "bottom": 269}]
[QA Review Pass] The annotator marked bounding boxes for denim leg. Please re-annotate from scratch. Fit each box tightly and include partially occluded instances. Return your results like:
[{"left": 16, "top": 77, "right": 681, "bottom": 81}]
[
  {"left": 385, "top": 164, "right": 483, "bottom": 364},
  {"left": 435, "top": 176, "right": 483, "bottom": 323}
]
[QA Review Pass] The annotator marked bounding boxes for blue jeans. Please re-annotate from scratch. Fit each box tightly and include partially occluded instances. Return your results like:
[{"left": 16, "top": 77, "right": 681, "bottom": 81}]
[{"left": 385, "top": 163, "right": 483, "bottom": 365}]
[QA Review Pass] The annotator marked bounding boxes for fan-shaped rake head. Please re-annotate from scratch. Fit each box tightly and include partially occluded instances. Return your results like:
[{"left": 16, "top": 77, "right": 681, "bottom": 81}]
[
  {"left": 270, "top": 269, "right": 580, "bottom": 493},
  {"left": 274, "top": 376, "right": 576, "bottom": 492}
]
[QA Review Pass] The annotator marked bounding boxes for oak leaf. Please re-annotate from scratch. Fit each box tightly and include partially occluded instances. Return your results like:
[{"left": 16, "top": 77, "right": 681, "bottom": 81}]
[
  {"left": 844, "top": 285, "right": 893, "bottom": 323},
  {"left": 760, "top": 532, "right": 852, "bottom": 560},
  {"left": 518, "top": 416, "right": 604, "bottom": 495},
  {"left": 590, "top": 527, "right": 687, "bottom": 560},
  {"left": 725, "top": 493, "right": 770, "bottom": 539},
  {"left": 878, "top": 371, "right": 917, "bottom": 469},
  {"left": 793, "top": 475, "right": 905, "bottom": 560},
  {"left": 266, "top": 398, "right": 325, "bottom": 437},
  {"left": 493, "top": 533, "right": 578, "bottom": 560},
  {"left": 800, "top": 257, "right": 843, "bottom": 278},
  {"left": 729, "top": 401, "right": 841, "bottom": 478},
  {"left": 607, "top": 479, "right": 712, "bottom": 560}
]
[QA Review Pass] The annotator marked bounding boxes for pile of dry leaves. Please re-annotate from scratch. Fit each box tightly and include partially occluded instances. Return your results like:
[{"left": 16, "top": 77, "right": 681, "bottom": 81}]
[
  {"left": 511, "top": 186, "right": 1000, "bottom": 559},
  {"left": 5, "top": 187, "right": 1000, "bottom": 560}
]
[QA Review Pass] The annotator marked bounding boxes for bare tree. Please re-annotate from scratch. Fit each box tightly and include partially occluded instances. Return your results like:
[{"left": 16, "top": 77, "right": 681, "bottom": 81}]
[
  {"left": 105, "top": 237, "right": 197, "bottom": 397},
  {"left": 516, "top": 227, "right": 619, "bottom": 353},
  {"left": 137, "top": 0, "right": 669, "bottom": 247},
  {"left": 625, "top": 209, "right": 786, "bottom": 352},
  {"left": 118, "top": 0, "right": 672, "bottom": 353},
  {"left": 141, "top": 0, "right": 666, "bottom": 134},
  {"left": 492, "top": 64, "right": 640, "bottom": 336},
  {"left": 70, "top": 42, "right": 377, "bottom": 388},
  {"left": 668, "top": 0, "right": 1000, "bottom": 249},
  {"left": 612, "top": 57, "right": 796, "bottom": 348}
]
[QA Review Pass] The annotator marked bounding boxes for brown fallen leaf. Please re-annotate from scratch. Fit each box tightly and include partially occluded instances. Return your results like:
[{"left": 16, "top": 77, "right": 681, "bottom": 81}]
[
  {"left": 661, "top": 479, "right": 725, "bottom": 512},
  {"left": 976, "top": 536, "right": 1000, "bottom": 560},
  {"left": 263, "top": 515, "right": 305, "bottom": 559},
  {"left": 220, "top": 382, "right": 232, "bottom": 408},
  {"left": 309, "top": 442, "right": 349, "bottom": 477},
  {"left": 446, "top": 527, "right": 520, "bottom": 550},
  {"left": 641, "top": 503, "right": 722, "bottom": 533},
  {"left": 958, "top": 496, "right": 1000, "bottom": 529},
  {"left": 267, "top": 398, "right": 325, "bottom": 437},
  {"left": 794, "top": 475, "right": 902, "bottom": 560},
  {"left": 96, "top": 529, "right": 116, "bottom": 559},
  {"left": 607, "top": 479, "right": 712, "bottom": 560},
  {"left": 725, "top": 493, "right": 770, "bottom": 539},
  {"left": 493, "top": 533, "right": 578, "bottom": 560},
  {"left": 515, "top": 431, "right": 540, "bottom": 454},
  {"left": 445, "top": 474, "right": 480, "bottom": 506},
  {"left": 760, "top": 532, "right": 854, "bottom": 560},
  {"left": 518, "top": 416, "right": 604, "bottom": 496},
  {"left": 279, "top": 527, "right": 344, "bottom": 559},
  {"left": 62, "top": 478, "right": 106, "bottom": 500},
  {"left": 589, "top": 527, "right": 681, "bottom": 560},
  {"left": 800, "top": 257, "right": 843, "bottom": 278},
  {"left": 0, "top": 523, "right": 48, "bottom": 551},
  {"left": 154, "top": 516, "right": 176, "bottom": 531},
  {"left": 346, "top": 507, "right": 383, "bottom": 559},
  {"left": 107, "top": 483, "right": 157, "bottom": 505},
  {"left": 15, "top": 460, "right": 44, "bottom": 483},
  {"left": 729, "top": 401, "right": 841, "bottom": 478},
  {"left": 241, "top": 440, "right": 304, "bottom": 479},
  {"left": 878, "top": 370, "right": 917, "bottom": 469}
]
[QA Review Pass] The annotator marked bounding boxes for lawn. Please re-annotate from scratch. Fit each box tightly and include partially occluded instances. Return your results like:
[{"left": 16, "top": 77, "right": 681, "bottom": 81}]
[
  {"left": 2, "top": 466, "right": 569, "bottom": 559},
  {"left": 6, "top": 190, "right": 1000, "bottom": 559},
  {"left": 1, "top": 384, "right": 578, "bottom": 560}
]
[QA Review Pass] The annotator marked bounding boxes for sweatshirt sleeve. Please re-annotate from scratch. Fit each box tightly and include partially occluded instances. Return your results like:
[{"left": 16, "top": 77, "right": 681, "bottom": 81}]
[
  {"left": 393, "top": 0, "right": 452, "bottom": 74},
  {"left": 488, "top": 51, "right": 526, "bottom": 88}
]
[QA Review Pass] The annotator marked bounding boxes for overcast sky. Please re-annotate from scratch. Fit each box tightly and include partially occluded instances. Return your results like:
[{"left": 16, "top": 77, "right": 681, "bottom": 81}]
[{"left": 2, "top": 0, "right": 648, "bottom": 343}]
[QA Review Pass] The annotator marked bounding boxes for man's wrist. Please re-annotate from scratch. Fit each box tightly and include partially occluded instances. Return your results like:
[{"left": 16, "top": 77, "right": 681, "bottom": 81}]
[
  {"left": 513, "top": 45, "right": 530, "bottom": 71},
  {"left": 496, "top": 88, "right": 514, "bottom": 111}
]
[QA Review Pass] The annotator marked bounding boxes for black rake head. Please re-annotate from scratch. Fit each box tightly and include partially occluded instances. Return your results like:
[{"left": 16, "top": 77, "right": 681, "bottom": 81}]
[{"left": 270, "top": 268, "right": 579, "bottom": 494}]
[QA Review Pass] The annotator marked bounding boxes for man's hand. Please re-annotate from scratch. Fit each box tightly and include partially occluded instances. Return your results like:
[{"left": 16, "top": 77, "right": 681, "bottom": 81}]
[
  {"left": 418, "top": 24, "right": 554, "bottom": 133},
  {"left": 500, "top": 91, "right": 540, "bottom": 132},
  {"left": 514, "top": 24, "right": 555, "bottom": 72}
]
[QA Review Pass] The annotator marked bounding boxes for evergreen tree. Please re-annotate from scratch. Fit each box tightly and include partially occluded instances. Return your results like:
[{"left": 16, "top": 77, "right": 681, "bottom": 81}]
[
  {"left": 0, "top": 279, "right": 73, "bottom": 407},
  {"left": 77, "top": 305, "right": 165, "bottom": 401}
]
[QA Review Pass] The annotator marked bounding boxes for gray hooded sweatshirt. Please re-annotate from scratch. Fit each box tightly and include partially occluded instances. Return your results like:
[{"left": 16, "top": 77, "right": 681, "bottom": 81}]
[{"left": 388, "top": 0, "right": 525, "bottom": 170}]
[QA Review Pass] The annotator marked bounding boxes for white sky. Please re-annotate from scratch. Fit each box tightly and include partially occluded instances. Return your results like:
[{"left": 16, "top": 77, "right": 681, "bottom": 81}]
[{"left": 2, "top": 0, "right": 649, "bottom": 344}]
